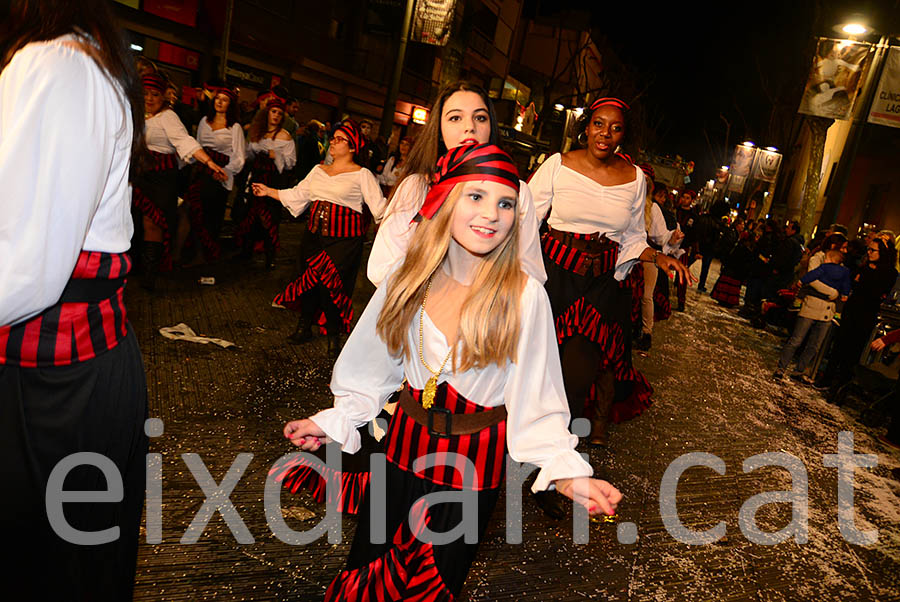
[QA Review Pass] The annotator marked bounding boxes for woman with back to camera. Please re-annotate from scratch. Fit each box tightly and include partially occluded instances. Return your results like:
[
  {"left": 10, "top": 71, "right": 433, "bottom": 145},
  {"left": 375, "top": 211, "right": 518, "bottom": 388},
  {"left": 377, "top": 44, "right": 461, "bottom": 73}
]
[
  {"left": 175, "top": 84, "right": 245, "bottom": 264},
  {"left": 529, "top": 97, "right": 692, "bottom": 447},
  {"left": 0, "top": 0, "right": 149, "bottom": 598},
  {"left": 234, "top": 96, "right": 296, "bottom": 268},
  {"left": 253, "top": 119, "right": 385, "bottom": 357},
  {"left": 281, "top": 143, "right": 621, "bottom": 600},
  {"left": 133, "top": 70, "right": 227, "bottom": 287}
]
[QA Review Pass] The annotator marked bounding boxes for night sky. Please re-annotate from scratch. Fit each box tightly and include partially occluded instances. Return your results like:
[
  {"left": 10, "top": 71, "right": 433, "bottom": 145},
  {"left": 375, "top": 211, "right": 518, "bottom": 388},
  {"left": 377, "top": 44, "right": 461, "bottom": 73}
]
[{"left": 577, "top": 0, "right": 900, "bottom": 185}]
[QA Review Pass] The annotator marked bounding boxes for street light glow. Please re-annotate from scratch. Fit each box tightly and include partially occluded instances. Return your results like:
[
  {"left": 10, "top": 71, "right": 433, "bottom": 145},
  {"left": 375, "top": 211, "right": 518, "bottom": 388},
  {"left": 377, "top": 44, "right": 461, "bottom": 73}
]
[
  {"left": 573, "top": 107, "right": 584, "bottom": 118},
  {"left": 721, "top": 165, "right": 729, "bottom": 171},
  {"left": 130, "top": 44, "right": 143, "bottom": 51},
  {"left": 742, "top": 141, "right": 755, "bottom": 147},
  {"left": 765, "top": 146, "right": 779, "bottom": 152},
  {"left": 554, "top": 103, "right": 564, "bottom": 111},
  {"left": 842, "top": 23, "right": 868, "bottom": 35}
]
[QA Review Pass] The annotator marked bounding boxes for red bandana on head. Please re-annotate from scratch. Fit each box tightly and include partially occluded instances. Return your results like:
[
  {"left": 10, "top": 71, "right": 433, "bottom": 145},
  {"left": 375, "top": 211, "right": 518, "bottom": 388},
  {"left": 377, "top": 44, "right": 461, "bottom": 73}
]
[
  {"left": 142, "top": 73, "right": 166, "bottom": 93},
  {"left": 335, "top": 119, "right": 364, "bottom": 154},
  {"left": 209, "top": 85, "right": 237, "bottom": 102},
  {"left": 589, "top": 97, "right": 630, "bottom": 113},
  {"left": 417, "top": 143, "right": 520, "bottom": 221}
]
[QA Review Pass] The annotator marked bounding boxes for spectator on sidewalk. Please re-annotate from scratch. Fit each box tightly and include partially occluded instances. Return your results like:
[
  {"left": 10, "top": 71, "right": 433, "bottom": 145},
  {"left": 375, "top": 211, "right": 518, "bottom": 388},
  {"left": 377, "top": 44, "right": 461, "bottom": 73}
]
[
  {"left": 869, "top": 331, "right": 900, "bottom": 449},
  {"left": 774, "top": 246, "right": 850, "bottom": 383},
  {"left": 694, "top": 201, "right": 729, "bottom": 292}
]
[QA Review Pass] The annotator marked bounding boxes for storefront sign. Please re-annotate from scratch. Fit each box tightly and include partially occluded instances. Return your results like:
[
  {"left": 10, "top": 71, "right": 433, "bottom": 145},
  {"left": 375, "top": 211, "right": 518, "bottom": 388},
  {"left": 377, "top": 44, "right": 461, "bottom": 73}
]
[
  {"left": 751, "top": 148, "right": 782, "bottom": 183},
  {"left": 157, "top": 42, "right": 200, "bottom": 71},
  {"left": 144, "top": 0, "right": 198, "bottom": 28},
  {"left": 868, "top": 46, "right": 900, "bottom": 129}
]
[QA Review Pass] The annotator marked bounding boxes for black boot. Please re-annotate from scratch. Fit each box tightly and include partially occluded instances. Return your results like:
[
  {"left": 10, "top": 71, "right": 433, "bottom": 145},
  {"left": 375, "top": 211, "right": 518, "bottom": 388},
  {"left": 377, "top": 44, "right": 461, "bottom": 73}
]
[
  {"left": 140, "top": 241, "right": 164, "bottom": 291},
  {"left": 287, "top": 315, "right": 313, "bottom": 344}
]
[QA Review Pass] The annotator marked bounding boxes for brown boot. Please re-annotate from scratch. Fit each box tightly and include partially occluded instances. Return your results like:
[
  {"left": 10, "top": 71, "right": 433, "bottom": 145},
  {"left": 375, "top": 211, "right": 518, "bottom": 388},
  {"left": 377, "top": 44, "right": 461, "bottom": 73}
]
[{"left": 589, "top": 371, "right": 615, "bottom": 447}]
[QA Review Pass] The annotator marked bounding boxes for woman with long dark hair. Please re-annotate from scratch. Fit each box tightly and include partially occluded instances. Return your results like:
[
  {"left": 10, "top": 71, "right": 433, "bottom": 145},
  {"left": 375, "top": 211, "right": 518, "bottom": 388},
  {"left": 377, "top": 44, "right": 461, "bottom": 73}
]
[
  {"left": 133, "top": 71, "right": 227, "bottom": 287},
  {"left": 253, "top": 119, "right": 384, "bottom": 355},
  {"left": 824, "top": 236, "right": 898, "bottom": 397},
  {"left": 175, "top": 85, "right": 246, "bottom": 264},
  {"left": 0, "top": 0, "right": 148, "bottom": 597},
  {"left": 377, "top": 135, "right": 412, "bottom": 193},
  {"left": 529, "top": 98, "right": 691, "bottom": 446},
  {"left": 367, "top": 80, "right": 546, "bottom": 286},
  {"left": 234, "top": 97, "right": 296, "bottom": 268}
]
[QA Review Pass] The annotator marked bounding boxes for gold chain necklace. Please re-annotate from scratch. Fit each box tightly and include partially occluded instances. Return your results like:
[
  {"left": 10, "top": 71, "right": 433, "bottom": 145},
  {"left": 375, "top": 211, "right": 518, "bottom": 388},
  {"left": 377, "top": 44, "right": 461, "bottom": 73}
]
[{"left": 418, "top": 276, "right": 453, "bottom": 410}]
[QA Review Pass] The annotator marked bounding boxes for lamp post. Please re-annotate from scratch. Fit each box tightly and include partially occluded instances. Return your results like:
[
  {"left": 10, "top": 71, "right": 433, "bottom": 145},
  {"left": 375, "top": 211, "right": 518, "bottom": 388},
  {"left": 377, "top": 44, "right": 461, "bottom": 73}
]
[
  {"left": 817, "top": 24, "right": 893, "bottom": 230},
  {"left": 379, "top": 0, "right": 415, "bottom": 140}
]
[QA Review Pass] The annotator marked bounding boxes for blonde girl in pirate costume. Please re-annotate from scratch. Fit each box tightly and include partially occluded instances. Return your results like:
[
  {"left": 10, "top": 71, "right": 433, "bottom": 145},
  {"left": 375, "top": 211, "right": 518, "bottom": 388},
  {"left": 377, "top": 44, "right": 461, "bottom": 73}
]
[
  {"left": 529, "top": 98, "right": 692, "bottom": 447},
  {"left": 252, "top": 119, "right": 385, "bottom": 356},
  {"left": 235, "top": 95, "right": 296, "bottom": 268},
  {"left": 133, "top": 71, "right": 227, "bottom": 288},
  {"left": 0, "top": 0, "right": 150, "bottom": 597},
  {"left": 174, "top": 84, "right": 245, "bottom": 264},
  {"left": 280, "top": 143, "right": 621, "bottom": 600}
]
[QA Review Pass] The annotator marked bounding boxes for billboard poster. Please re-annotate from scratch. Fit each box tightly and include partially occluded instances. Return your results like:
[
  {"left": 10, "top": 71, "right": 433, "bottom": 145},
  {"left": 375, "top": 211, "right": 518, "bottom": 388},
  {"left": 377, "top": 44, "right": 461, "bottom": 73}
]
[
  {"left": 411, "top": 0, "right": 457, "bottom": 47},
  {"left": 868, "top": 47, "right": 900, "bottom": 129},
  {"left": 731, "top": 144, "right": 756, "bottom": 178},
  {"left": 751, "top": 149, "right": 782, "bottom": 183},
  {"left": 798, "top": 38, "right": 871, "bottom": 120}
]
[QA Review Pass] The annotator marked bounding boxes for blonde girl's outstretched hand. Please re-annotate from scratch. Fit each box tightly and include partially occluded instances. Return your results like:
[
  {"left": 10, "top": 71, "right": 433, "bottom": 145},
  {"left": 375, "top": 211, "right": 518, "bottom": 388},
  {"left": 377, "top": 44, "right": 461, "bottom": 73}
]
[
  {"left": 283, "top": 418, "right": 327, "bottom": 451},
  {"left": 554, "top": 477, "right": 622, "bottom": 516}
]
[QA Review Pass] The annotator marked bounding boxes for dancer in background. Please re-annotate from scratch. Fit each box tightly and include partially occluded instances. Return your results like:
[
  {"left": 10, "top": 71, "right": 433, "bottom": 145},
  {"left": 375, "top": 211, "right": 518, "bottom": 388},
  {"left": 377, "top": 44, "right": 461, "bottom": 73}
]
[
  {"left": 133, "top": 71, "right": 227, "bottom": 288},
  {"left": 175, "top": 84, "right": 245, "bottom": 264},
  {"left": 253, "top": 119, "right": 384, "bottom": 356},
  {"left": 529, "top": 97, "right": 691, "bottom": 447},
  {"left": 235, "top": 96, "right": 296, "bottom": 268},
  {"left": 0, "top": 0, "right": 149, "bottom": 598},
  {"left": 281, "top": 143, "right": 621, "bottom": 600}
]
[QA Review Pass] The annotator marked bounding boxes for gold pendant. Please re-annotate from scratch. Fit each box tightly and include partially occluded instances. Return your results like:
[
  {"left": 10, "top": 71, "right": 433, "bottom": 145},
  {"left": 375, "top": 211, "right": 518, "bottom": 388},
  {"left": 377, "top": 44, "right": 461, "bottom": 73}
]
[{"left": 423, "top": 376, "right": 438, "bottom": 409}]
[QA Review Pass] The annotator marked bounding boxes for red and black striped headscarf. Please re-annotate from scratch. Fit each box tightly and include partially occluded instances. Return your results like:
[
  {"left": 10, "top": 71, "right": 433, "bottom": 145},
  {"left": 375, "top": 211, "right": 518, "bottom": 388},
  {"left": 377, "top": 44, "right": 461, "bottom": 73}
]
[
  {"left": 209, "top": 85, "right": 237, "bottom": 102},
  {"left": 589, "top": 97, "right": 630, "bottom": 113},
  {"left": 266, "top": 96, "right": 285, "bottom": 111},
  {"left": 418, "top": 143, "right": 520, "bottom": 221},
  {"left": 142, "top": 73, "right": 166, "bottom": 93},
  {"left": 334, "top": 119, "right": 364, "bottom": 154}
]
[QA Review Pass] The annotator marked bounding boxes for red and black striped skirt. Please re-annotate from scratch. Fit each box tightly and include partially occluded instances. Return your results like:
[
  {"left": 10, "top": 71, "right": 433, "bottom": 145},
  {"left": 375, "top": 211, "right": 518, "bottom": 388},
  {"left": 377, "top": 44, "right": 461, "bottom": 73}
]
[
  {"left": 324, "top": 382, "right": 506, "bottom": 600},
  {"left": 711, "top": 274, "right": 743, "bottom": 307},
  {"left": 541, "top": 229, "right": 653, "bottom": 423}
]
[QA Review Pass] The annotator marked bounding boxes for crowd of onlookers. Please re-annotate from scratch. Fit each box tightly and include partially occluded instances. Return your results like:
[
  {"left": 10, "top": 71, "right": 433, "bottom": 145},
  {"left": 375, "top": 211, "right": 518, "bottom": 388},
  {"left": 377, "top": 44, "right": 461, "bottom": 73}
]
[{"left": 650, "top": 185, "right": 900, "bottom": 450}]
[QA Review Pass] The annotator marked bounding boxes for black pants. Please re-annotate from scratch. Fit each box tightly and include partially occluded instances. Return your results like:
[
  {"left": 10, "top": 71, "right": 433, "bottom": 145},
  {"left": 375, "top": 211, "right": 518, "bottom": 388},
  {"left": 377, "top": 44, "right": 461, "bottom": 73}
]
[{"left": 0, "top": 327, "right": 148, "bottom": 600}]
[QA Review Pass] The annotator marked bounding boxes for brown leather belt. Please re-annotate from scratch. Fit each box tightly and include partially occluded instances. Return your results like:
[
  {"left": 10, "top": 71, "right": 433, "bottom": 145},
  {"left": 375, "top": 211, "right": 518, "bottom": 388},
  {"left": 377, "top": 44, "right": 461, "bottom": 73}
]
[{"left": 398, "top": 386, "right": 507, "bottom": 437}]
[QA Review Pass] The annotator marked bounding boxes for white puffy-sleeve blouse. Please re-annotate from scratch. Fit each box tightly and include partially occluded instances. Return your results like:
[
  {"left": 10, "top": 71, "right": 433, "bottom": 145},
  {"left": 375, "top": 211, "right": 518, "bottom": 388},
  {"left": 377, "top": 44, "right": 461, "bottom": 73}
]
[
  {"left": 367, "top": 174, "right": 547, "bottom": 287},
  {"left": 310, "top": 273, "right": 593, "bottom": 492},
  {"left": 0, "top": 35, "right": 133, "bottom": 326},
  {"left": 278, "top": 165, "right": 386, "bottom": 222},
  {"left": 145, "top": 108, "right": 200, "bottom": 161},
  {"left": 196, "top": 118, "right": 246, "bottom": 190},
  {"left": 247, "top": 136, "right": 296, "bottom": 173},
  {"left": 529, "top": 153, "right": 649, "bottom": 281}
]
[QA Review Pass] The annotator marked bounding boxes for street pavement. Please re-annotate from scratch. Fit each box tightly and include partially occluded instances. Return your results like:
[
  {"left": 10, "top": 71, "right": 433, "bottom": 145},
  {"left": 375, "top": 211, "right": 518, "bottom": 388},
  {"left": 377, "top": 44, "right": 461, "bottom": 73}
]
[{"left": 128, "top": 220, "right": 900, "bottom": 601}]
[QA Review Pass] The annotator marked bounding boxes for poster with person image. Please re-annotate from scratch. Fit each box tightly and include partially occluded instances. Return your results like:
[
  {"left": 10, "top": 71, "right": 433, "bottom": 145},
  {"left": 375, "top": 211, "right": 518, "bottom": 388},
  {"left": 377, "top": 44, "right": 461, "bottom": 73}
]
[{"left": 798, "top": 38, "right": 871, "bottom": 120}]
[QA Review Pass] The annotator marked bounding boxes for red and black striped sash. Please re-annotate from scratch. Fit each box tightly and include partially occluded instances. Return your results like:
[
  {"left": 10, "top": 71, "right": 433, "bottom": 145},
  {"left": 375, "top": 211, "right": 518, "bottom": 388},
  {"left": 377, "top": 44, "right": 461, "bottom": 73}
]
[
  {"left": 251, "top": 153, "right": 277, "bottom": 173},
  {"left": 0, "top": 251, "right": 131, "bottom": 368},
  {"left": 384, "top": 383, "right": 507, "bottom": 491},
  {"left": 203, "top": 147, "right": 230, "bottom": 168},
  {"left": 307, "top": 200, "right": 365, "bottom": 238},
  {"left": 541, "top": 229, "right": 618, "bottom": 277},
  {"left": 146, "top": 149, "right": 178, "bottom": 172}
]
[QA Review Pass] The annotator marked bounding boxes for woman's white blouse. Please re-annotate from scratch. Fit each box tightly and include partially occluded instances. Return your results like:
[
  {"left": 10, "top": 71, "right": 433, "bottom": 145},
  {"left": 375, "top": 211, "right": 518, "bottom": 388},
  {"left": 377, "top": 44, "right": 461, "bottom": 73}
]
[
  {"left": 378, "top": 155, "right": 403, "bottom": 188},
  {"left": 247, "top": 137, "right": 296, "bottom": 173},
  {"left": 648, "top": 202, "right": 682, "bottom": 257},
  {"left": 0, "top": 36, "right": 133, "bottom": 326},
  {"left": 367, "top": 174, "right": 547, "bottom": 287},
  {"left": 279, "top": 165, "right": 386, "bottom": 221},
  {"left": 196, "top": 118, "right": 246, "bottom": 190},
  {"left": 145, "top": 108, "right": 200, "bottom": 161},
  {"left": 311, "top": 275, "right": 593, "bottom": 492},
  {"left": 529, "top": 153, "right": 649, "bottom": 281}
]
